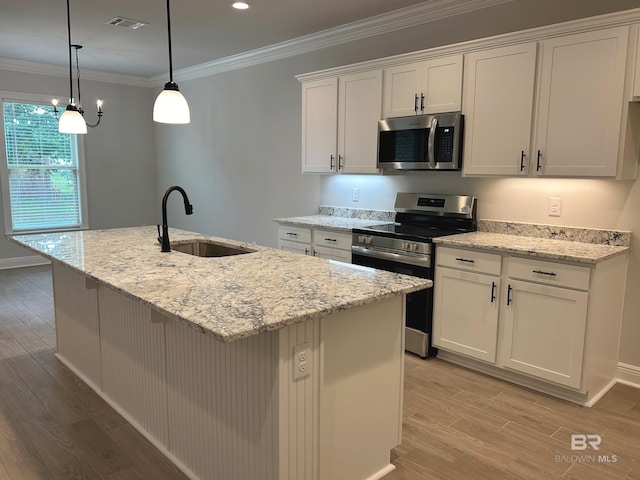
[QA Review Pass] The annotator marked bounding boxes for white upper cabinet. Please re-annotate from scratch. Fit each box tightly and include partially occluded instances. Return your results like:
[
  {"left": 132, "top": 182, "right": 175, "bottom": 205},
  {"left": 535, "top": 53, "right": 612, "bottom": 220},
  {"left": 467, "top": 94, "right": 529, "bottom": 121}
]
[
  {"left": 299, "top": 15, "right": 640, "bottom": 179},
  {"left": 383, "top": 55, "right": 463, "bottom": 118},
  {"left": 462, "top": 43, "right": 538, "bottom": 176},
  {"left": 337, "top": 70, "right": 383, "bottom": 174},
  {"left": 301, "top": 71, "right": 382, "bottom": 174},
  {"left": 301, "top": 78, "right": 338, "bottom": 173},
  {"left": 533, "top": 27, "right": 629, "bottom": 177}
]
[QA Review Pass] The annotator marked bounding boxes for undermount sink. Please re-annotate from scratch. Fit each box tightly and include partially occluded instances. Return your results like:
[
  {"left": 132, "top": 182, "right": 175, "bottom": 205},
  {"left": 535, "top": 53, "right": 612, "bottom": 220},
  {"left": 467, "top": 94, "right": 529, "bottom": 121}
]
[{"left": 171, "top": 241, "right": 255, "bottom": 257}]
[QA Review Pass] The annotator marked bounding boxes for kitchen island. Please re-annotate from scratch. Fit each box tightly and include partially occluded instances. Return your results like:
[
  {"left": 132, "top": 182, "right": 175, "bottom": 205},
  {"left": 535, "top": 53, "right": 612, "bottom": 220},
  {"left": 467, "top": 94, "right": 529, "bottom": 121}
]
[{"left": 10, "top": 226, "right": 431, "bottom": 480}]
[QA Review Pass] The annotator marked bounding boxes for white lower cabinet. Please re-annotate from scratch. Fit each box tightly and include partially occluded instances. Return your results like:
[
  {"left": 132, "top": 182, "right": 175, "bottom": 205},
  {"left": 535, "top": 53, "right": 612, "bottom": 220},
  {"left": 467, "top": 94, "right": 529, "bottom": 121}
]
[
  {"left": 433, "top": 248, "right": 501, "bottom": 362},
  {"left": 501, "top": 279, "right": 588, "bottom": 388},
  {"left": 277, "top": 224, "right": 352, "bottom": 263},
  {"left": 433, "top": 245, "right": 628, "bottom": 405}
]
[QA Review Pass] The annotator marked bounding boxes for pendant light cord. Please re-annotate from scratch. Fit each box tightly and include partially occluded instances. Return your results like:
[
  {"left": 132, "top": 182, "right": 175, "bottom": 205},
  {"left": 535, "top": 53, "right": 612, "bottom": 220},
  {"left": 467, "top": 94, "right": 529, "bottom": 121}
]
[
  {"left": 166, "top": 0, "right": 174, "bottom": 83},
  {"left": 66, "top": 0, "right": 74, "bottom": 103}
]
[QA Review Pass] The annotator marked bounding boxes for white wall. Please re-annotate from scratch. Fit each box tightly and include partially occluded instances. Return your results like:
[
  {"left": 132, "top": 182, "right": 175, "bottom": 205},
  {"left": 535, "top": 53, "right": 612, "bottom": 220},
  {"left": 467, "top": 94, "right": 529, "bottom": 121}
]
[
  {"left": 154, "top": 60, "right": 321, "bottom": 246},
  {"left": 0, "top": 68, "right": 158, "bottom": 261}
]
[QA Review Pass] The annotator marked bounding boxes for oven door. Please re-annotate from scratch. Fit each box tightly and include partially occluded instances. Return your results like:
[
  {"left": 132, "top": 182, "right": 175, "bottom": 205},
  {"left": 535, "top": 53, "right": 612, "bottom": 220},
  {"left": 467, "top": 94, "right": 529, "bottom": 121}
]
[{"left": 351, "top": 247, "right": 435, "bottom": 358}]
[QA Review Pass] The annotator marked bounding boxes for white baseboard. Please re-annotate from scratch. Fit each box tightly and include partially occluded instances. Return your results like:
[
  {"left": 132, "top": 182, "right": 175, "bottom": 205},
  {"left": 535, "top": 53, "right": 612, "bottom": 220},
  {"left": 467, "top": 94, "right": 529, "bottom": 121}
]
[
  {"left": 617, "top": 362, "right": 640, "bottom": 388},
  {"left": 0, "top": 255, "right": 50, "bottom": 270}
]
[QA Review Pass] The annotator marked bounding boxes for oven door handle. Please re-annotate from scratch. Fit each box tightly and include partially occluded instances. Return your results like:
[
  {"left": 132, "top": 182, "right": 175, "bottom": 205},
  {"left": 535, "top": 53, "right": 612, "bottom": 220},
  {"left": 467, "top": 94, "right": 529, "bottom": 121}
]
[{"left": 351, "top": 245, "right": 431, "bottom": 268}]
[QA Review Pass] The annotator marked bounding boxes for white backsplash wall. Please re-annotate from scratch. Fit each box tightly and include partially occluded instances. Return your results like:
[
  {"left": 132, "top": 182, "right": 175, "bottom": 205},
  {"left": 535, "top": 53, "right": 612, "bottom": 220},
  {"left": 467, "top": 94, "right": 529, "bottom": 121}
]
[
  {"left": 320, "top": 174, "right": 636, "bottom": 228},
  {"left": 320, "top": 172, "right": 640, "bottom": 370}
]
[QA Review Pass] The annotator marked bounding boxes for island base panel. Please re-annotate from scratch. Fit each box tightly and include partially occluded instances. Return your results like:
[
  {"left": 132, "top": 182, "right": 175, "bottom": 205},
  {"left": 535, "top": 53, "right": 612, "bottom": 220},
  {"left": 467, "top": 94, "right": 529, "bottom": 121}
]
[{"left": 51, "top": 260, "right": 407, "bottom": 480}]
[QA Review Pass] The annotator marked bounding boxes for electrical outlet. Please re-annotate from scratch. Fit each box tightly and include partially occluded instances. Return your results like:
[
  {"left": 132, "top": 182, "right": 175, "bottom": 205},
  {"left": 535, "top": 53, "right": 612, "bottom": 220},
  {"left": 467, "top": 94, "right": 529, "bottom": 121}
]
[
  {"left": 548, "top": 197, "right": 562, "bottom": 217},
  {"left": 293, "top": 343, "right": 312, "bottom": 380},
  {"left": 352, "top": 187, "right": 360, "bottom": 202}
]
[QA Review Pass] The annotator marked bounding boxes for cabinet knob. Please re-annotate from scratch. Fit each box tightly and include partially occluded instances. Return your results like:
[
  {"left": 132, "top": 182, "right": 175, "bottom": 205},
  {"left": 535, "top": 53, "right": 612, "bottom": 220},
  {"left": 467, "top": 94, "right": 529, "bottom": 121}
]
[
  {"left": 520, "top": 150, "right": 526, "bottom": 172},
  {"left": 414, "top": 94, "right": 419, "bottom": 113},
  {"left": 536, "top": 150, "right": 542, "bottom": 171},
  {"left": 330, "top": 155, "right": 335, "bottom": 170},
  {"left": 420, "top": 93, "right": 425, "bottom": 113},
  {"left": 490, "top": 281, "right": 496, "bottom": 303}
]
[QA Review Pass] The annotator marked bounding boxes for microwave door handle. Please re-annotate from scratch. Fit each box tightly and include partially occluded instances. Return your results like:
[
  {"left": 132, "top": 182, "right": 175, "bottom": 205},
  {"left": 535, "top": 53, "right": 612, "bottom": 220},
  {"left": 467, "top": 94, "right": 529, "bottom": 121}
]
[{"left": 428, "top": 116, "right": 438, "bottom": 168}]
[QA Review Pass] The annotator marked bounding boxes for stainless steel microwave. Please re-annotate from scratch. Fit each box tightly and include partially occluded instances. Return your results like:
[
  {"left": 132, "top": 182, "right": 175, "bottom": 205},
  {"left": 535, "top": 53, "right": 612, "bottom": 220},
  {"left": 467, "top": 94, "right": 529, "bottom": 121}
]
[{"left": 377, "top": 112, "right": 463, "bottom": 170}]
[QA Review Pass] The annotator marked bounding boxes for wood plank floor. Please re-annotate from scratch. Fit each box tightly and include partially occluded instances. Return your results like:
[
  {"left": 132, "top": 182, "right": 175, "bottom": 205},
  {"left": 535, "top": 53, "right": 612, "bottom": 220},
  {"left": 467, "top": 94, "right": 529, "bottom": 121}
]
[{"left": 1, "top": 265, "right": 639, "bottom": 479}]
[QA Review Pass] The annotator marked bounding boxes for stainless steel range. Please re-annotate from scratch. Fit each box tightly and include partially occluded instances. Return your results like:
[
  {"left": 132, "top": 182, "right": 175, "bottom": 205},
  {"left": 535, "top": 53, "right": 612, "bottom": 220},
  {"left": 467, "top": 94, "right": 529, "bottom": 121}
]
[{"left": 352, "top": 193, "right": 477, "bottom": 358}]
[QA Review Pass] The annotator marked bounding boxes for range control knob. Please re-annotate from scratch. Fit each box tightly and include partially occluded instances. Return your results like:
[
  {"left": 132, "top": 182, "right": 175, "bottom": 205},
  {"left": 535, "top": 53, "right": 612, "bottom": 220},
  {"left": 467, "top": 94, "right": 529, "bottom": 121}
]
[
  {"left": 357, "top": 235, "right": 365, "bottom": 243},
  {"left": 411, "top": 243, "right": 419, "bottom": 252},
  {"left": 365, "top": 236, "right": 373, "bottom": 245}
]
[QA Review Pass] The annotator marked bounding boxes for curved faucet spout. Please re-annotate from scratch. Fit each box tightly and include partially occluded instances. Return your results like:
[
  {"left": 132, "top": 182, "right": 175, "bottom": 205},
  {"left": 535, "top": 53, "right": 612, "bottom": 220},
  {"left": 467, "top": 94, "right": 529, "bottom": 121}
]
[{"left": 159, "top": 185, "right": 194, "bottom": 252}]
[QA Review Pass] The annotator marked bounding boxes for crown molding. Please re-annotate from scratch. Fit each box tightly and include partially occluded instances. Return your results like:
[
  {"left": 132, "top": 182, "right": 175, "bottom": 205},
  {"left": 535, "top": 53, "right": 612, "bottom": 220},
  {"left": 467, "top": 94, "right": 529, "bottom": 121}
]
[
  {"left": 151, "top": 0, "right": 517, "bottom": 86},
  {"left": 295, "top": 6, "right": 640, "bottom": 82},
  {"left": 0, "top": 57, "right": 152, "bottom": 88}
]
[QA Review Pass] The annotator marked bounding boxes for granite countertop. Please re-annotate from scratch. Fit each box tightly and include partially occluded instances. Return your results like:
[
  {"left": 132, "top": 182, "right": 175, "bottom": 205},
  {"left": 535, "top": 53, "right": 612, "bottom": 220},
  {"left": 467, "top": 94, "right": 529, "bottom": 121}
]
[
  {"left": 274, "top": 214, "right": 390, "bottom": 232},
  {"left": 433, "top": 231, "right": 629, "bottom": 264},
  {"left": 10, "top": 226, "right": 431, "bottom": 342}
]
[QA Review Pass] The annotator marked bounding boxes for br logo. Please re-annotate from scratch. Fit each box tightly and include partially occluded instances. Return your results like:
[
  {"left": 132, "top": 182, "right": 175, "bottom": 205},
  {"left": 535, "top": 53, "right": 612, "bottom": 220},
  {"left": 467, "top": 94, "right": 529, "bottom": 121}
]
[{"left": 571, "top": 434, "right": 602, "bottom": 451}]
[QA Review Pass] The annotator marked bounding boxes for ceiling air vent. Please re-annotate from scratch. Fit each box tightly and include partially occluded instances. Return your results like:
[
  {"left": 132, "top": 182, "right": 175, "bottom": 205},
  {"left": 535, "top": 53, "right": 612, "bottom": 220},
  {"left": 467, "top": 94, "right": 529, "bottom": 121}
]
[{"left": 106, "top": 17, "right": 148, "bottom": 30}]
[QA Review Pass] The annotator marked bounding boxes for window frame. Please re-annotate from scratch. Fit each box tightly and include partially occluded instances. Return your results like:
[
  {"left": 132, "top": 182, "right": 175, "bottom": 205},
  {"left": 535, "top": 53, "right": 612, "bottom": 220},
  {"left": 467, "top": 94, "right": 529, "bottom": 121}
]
[{"left": 0, "top": 91, "right": 89, "bottom": 235}]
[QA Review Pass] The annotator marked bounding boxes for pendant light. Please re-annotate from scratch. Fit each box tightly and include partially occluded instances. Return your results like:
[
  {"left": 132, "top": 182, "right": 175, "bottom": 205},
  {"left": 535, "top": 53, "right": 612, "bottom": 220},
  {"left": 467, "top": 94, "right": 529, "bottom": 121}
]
[
  {"left": 55, "top": 0, "right": 103, "bottom": 134},
  {"left": 153, "top": 0, "right": 190, "bottom": 124}
]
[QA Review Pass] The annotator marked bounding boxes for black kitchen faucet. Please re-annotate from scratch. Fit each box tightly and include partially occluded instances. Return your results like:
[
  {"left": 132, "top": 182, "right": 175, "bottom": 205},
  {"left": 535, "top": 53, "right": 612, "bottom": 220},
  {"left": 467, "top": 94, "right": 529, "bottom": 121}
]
[{"left": 157, "top": 185, "right": 193, "bottom": 252}]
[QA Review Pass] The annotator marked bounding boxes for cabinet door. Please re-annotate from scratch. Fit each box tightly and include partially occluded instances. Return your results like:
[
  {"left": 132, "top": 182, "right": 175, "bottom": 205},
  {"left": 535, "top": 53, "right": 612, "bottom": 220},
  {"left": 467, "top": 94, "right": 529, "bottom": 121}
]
[
  {"left": 313, "top": 244, "right": 351, "bottom": 263},
  {"left": 433, "top": 267, "right": 500, "bottom": 363},
  {"left": 534, "top": 27, "right": 628, "bottom": 177},
  {"left": 421, "top": 55, "right": 463, "bottom": 114},
  {"left": 301, "top": 78, "right": 338, "bottom": 173},
  {"left": 278, "top": 238, "right": 311, "bottom": 255},
  {"left": 337, "top": 70, "right": 382, "bottom": 174},
  {"left": 383, "top": 62, "right": 422, "bottom": 118},
  {"left": 500, "top": 280, "right": 588, "bottom": 388},
  {"left": 462, "top": 43, "right": 537, "bottom": 175}
]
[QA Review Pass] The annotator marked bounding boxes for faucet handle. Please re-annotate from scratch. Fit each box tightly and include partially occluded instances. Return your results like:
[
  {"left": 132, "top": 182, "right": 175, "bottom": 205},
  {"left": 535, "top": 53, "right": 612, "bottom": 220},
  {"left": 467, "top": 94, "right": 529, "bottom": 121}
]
[{"left": 156, "top": 224, "right": 162, "bottom": 245}]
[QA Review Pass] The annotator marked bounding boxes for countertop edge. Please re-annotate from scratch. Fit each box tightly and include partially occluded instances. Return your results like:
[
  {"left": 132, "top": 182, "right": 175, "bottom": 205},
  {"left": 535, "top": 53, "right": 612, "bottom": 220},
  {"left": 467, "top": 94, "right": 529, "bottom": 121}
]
[{"left": 9, "top": 230, "right": 431, "bottom": 343}]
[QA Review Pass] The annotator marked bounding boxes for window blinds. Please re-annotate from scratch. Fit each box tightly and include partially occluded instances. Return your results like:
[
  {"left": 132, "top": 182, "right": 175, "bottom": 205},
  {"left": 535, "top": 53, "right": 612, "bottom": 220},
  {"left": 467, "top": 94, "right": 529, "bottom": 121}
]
[{"left": 3, "top": 101, "right": 83, "bottom": 232}]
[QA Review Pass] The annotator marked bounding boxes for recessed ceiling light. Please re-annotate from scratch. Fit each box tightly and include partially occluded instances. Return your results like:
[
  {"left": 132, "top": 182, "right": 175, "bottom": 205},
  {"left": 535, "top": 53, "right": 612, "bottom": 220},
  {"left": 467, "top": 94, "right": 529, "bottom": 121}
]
[{"left": 231, "top": 2, "right": 251, "bottom": 10}]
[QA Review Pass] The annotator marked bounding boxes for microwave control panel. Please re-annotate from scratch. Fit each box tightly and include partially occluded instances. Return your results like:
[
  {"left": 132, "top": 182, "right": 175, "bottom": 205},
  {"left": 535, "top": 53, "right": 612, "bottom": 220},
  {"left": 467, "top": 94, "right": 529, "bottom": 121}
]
[{"left": 437, "top": 127, "right": 455, "bottom": 163}]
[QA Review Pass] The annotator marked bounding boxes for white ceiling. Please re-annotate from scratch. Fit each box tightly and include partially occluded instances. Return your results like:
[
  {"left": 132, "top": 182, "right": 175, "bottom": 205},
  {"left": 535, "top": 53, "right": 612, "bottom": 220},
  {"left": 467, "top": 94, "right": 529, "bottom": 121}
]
[{"left": 2, "top": 0, "right": 640, "bottom": 80}]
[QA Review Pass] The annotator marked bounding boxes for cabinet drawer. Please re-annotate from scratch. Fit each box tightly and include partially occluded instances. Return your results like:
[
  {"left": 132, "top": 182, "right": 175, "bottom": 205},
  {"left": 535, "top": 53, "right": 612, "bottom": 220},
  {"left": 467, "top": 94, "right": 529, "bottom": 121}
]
[
  {"left": 507, "top": 257, "right": 590, "bottom": 291},
  {"left": 277, "top": 225, "right": 311, "bottom": 244},
  {"left": 313, "top": 229, "right": 352, "bottom": 250},
  {"left": 436, "top": 246, "right": 501, "bottom": 275}
]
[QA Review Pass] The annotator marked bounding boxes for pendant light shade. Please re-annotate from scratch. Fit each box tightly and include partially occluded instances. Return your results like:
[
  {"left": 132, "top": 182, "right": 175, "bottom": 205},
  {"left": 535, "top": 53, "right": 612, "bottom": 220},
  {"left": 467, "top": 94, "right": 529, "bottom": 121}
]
[
  {"left": 59, "top": 105, "right": 88, "bottom": 134},
  {"left": 154, "top": 0, "right": 190, "bottom": 124},
  {"left": 153, "top": 82, "right": 190, "bottom": 123},
  {"left": 56, "top": 0, "right": 103, "bottom": 134}
]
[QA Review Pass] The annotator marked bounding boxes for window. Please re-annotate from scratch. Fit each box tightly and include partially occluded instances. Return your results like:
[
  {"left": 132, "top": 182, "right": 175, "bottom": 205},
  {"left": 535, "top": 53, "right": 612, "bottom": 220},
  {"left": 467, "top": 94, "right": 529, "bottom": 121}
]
[{"left": 0, "top": 92, "right": 88, "bottom": 234}]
